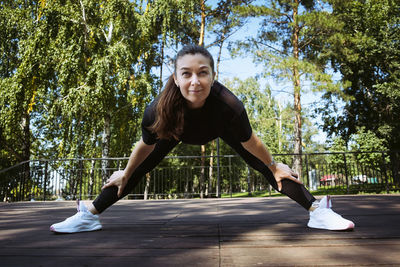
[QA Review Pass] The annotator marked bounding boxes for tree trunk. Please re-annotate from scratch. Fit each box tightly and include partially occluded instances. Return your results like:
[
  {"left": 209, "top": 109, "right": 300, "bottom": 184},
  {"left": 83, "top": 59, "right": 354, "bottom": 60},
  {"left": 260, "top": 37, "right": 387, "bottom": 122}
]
[
  {"left": 200, "top": 144, "right": 206, "bottom": 198},
  {"left": 277, "top": 101, "right": 283, "bottom": 152},
  {"left": 198, "top": 0, "right": 207, "bottom": 197},
  {"left": 390, "top": 151, "right": 400, "bottom": 186},
  {"left": 101, "top": 113, "right": 111, "bottom": 183},
  {"left": 159, "top": 37, "right": 164, "bottom": 93},
  {"left": 292, "top": 0, "right": 302, "bottom": 180},
  {"left": 144, "top": 172, "right": 151, "bottom": 200},
  {"left": 21, "top": 112, "right": 31, "bottom": 163},
  {"left": 199, "top": 0, "right": 206, "bottom": 46},
  {"left": 207, "top": 140, "right": 215, "bottom": 197},
  {"left": 21, "top": 112, "right": 30, "bottom": 201},
  {"left": 89, "top": 159, "right": 95, "bottom": 199},
  {"left": 88, "top": 129, "right": 96, "bottom": 199},
  {"left": 215, "top": 40, "right": 224, "bottom": 80}
]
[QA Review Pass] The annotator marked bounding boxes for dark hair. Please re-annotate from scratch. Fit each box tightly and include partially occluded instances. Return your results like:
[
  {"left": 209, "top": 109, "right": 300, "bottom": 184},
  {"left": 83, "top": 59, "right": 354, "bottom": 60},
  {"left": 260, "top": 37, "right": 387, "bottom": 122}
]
[
  {"left": 175, "top": 45, "right": 215, "bottom": 74},
  {"left": 149, "top": 45, "right": 215, "bottom": 140}
]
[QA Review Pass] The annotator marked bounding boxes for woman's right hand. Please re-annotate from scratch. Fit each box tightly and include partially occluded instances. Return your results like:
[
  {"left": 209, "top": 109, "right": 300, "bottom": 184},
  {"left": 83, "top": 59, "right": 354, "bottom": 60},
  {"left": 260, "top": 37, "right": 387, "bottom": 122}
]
[{"left": 102, "top": 170, "right": 128, "bottom": 198}]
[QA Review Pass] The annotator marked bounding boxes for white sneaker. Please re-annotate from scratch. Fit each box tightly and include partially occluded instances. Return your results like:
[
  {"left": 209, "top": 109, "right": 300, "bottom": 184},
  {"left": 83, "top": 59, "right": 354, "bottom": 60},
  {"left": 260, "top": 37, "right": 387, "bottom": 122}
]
[
  {"left": 308, "top": 196, "right": 355, "bottom": 231},
  {"left": 50, "top": 200, "right": 102, "bottom": 233}
]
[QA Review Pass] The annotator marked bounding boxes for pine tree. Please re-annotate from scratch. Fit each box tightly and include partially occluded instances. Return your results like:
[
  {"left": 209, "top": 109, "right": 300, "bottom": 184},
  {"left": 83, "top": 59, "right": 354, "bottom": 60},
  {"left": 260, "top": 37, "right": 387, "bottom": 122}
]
[{"left": 233, "top": 0, "right": 340, "bottom": 180}]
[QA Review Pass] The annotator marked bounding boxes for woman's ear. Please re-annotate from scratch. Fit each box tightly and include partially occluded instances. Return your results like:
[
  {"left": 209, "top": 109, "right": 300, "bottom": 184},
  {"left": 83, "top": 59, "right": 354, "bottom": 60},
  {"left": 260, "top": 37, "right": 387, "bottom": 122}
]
[{"left": 173, "top": 73, "right": 179, "bottom": 87}]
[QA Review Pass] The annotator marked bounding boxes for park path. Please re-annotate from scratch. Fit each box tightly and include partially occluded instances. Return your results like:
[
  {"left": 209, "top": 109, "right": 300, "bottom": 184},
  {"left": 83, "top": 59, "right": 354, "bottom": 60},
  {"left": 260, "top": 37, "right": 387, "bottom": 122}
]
[{"left": 1, "top": 195, "right": 400, "bottom": 266}]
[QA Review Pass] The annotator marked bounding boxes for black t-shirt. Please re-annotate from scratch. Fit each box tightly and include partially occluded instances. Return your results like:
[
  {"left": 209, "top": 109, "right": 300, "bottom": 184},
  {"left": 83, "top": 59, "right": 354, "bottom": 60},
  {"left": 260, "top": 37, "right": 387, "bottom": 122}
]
[{"left": 141, "top": 81, "right": 253, "bottom": 145}]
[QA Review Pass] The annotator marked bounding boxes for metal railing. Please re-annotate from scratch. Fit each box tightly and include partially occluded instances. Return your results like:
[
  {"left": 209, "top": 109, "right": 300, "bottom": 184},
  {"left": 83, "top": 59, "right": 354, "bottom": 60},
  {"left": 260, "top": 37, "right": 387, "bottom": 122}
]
[{"left": 1, "top": 151, "right": 399, "bottom": 202}]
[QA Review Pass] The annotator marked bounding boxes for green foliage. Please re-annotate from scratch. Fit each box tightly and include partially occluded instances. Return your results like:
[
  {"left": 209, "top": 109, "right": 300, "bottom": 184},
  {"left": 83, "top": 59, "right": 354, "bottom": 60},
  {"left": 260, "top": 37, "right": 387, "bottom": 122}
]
[
  {"left": 0, "top": 0, "right": 204, "bottom": 169},
  {"left": 2, "top": 0, "right": 397, "bottom": 191},
  {"left": 350, "top": 127, "right": 389, "bottom": 169},
  {"left": 0, "top": 0, "right": 39, "bottom": 168},
  {"left": 350, "top": 127, "right": 388, "bottom": 152},
  {"left": 206, "top": 0, "right": 252, "bottom": 46},
  {"left": 319, "top": 0, "right": 400, "bottom": 151},
  {"left": 326, "top": 128, "right": 389, "bottom": 182},
  {"left": 229, "top": 0, "right": 346, "bottom": 178},
  {"left": 223, "top": 77, "right": 286, "bottom": 153},
  {"left": 231, "top": 0, "right": 342, "bottom": 92}
]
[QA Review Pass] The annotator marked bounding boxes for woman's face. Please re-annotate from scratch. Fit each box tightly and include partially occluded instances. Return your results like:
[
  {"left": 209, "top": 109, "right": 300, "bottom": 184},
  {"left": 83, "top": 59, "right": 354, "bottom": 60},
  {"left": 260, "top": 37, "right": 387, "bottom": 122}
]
[{"left": 174, "top": 53, "right": 215, "bottom": 109}]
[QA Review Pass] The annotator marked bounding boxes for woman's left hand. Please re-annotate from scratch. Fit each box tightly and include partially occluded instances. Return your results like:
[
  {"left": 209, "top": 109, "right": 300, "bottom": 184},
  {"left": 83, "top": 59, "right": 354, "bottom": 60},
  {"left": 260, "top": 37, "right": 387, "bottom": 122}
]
[
  {"left": 102, "top": 170, "right": 128, "bottom": 198},
  {"left": 271, "top": 163, "right": 303, "bottom": 191}
]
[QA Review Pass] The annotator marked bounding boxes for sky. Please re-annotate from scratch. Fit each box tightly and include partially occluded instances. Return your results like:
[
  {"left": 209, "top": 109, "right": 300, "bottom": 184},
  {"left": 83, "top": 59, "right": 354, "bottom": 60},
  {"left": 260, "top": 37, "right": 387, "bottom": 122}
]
[
  {"left": 158, "top": 3, "right": 346, "bottom": 145},
  {"left": 204, "top": 19, "right": 331, "bottom": 144}
]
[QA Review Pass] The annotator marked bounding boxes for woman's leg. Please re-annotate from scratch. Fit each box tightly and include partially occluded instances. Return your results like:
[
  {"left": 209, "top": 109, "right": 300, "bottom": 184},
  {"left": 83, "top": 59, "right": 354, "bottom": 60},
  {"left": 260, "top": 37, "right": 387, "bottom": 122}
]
[
  {"left": 220, "top": 135, "right": 315, "bottom": 210},
  {"left": 92, "top": 139, "right": 179, "bottom": 213}
]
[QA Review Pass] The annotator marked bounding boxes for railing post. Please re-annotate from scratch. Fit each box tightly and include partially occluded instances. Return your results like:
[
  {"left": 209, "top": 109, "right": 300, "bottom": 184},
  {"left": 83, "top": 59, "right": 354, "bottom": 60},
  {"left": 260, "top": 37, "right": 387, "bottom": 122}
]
[
  {"left": 228, "top": 156, "right": 233, "bottom": 197},
  {"left": 305, "top": 154, "right": 309, "bottom": 189},
  {"left": 216, "top": 138, "right": 221, "bottom": 198},
  {"left": 343, "top": 153, "right": 349, "bottom": 193},
  {"left": 44, "top": 161, "right": 48, "bottom": 201},
  {"left": 21, "top": 162, "right": 28, "bottom": 201},
  {"left": 79, "top": 159, "right": 83, "bottom": 200},
  {"left": 247, "top": 165, "right": 251, "bottom": 197},
  {"left": 381, "top": 152, "right": 389, "bottom": 193},
  {"left": 229, "top": 158, "right": 233, "bottom": 198},
  {"left": 391, "top": 151, "right": 400, "bottom": 189}
]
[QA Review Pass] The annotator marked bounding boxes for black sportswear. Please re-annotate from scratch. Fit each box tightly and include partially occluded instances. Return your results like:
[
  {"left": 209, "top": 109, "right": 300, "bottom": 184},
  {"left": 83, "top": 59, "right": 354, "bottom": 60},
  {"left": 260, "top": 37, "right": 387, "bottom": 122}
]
[
  {"left": 93, "top": 82, "right": 315, "bottom": 213},
  {"left": 141, "top": 81, "right": 252, "bottom": 146}
]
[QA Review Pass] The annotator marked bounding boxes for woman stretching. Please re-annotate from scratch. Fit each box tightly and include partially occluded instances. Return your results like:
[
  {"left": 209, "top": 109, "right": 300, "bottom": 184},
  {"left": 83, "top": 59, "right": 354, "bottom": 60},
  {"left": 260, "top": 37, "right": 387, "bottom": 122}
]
[{"left": 50, "top": 45, "right": 354, "bottom": 233}]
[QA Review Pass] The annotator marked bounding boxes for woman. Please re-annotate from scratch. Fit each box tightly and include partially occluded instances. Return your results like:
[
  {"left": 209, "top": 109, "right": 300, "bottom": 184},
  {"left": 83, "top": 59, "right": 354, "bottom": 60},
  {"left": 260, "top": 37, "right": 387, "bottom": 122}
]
[{"left": 50, "top": 45, "right": 354, "bottom": 233}]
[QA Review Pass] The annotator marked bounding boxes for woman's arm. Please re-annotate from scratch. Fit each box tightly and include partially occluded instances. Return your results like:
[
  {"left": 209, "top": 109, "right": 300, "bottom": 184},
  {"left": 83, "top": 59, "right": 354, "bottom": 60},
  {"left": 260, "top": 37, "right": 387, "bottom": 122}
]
[
  {"left": 241, "top": 132, "right": 302, "bottom": 191},
  {"left": 102, "top": 138, "right": 155, "bottom": 197}
]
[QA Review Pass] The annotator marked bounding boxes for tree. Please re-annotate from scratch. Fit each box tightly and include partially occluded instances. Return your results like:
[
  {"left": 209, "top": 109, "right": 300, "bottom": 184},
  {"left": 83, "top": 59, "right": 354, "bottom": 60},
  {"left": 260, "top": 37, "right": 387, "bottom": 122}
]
[
  {"left": 207, "top": 0, "right": 252, "bottom": 79},
  {"left": 233, "top": 0, "right": 341, "bottom": 180},
  {"left": 318, "top": 0, "right": 400, "bottom": 183},
  {"left": 186, "top": 0, "right": 253, "bottom": 198},
  {"left": 141, "top": 0, "right": 201, "bottom": 92},
  {"left": 135, "top": 0, "right": 206, "bottom": 197},
  {"left": 0, "top": 0, "right": 43, "bottom": 169},
  {"left": 326, "top": 127, "right": 389, "bottom": 186},
  {"left": 351, "top": 127, "right": 388, "bottom": 171},
  {"left": 25, "top": 1, "right": 159, "bottom": 188},
  {"left": 223, "top": 77, "right": 281, "bottom": 152},
  {"left": 1, "top": 0, "right": 188, "bottom": 198}
]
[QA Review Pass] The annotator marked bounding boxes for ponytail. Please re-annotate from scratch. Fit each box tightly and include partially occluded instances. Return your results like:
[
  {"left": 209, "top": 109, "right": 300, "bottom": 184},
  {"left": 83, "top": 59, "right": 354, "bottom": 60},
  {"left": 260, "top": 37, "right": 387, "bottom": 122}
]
[{"left": 148, "top": 75, "right": 186, "bottom": 140}]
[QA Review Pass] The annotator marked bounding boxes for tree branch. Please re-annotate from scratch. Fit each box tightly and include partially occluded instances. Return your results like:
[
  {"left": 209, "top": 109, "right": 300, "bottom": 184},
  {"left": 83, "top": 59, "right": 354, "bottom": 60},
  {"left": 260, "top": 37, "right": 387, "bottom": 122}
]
[
  {"left": 257, "top": 41, "right": 284, "bottom": 55},
  {"left": 102, "top": 21, "right": 113, "bottom": 43},
  {"left": 0, "top": 135, "right": 23, "bottom": 162}
]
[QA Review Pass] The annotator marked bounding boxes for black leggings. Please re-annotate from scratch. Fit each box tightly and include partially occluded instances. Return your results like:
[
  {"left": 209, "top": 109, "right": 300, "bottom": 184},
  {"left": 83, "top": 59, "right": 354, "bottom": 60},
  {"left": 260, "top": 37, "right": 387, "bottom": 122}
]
[{"left": 93, "top": 136, "right": 316, "bottom": 213}]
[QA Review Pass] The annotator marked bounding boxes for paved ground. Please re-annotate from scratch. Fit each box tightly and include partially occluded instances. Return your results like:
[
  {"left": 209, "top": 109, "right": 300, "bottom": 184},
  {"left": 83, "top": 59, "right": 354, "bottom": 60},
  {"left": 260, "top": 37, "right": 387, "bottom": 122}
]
[{"left": 1, "top": 195, "right": 400, "bottom": 267}]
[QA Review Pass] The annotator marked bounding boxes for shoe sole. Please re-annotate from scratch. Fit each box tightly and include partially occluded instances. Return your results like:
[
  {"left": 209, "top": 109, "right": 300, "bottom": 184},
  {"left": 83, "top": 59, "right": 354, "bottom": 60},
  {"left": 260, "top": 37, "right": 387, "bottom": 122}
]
[
  {"left": 308, "top": 222, "right": 355, "bottom": 231},
  {"left": 50, "top": 225, "right": 102, "bottom": 234}
]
